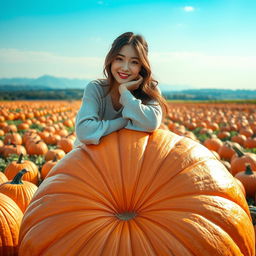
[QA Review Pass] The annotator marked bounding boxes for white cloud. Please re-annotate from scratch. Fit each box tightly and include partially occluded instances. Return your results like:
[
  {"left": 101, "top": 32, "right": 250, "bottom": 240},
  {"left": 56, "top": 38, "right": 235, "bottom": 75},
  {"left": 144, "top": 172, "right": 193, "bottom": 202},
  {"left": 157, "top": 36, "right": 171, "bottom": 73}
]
[
  {"left": 183, "top": 6, "right": 195, "bottom": 12},
  {"left": 149, "top": 51, "right": 256, "bottom": 89}
]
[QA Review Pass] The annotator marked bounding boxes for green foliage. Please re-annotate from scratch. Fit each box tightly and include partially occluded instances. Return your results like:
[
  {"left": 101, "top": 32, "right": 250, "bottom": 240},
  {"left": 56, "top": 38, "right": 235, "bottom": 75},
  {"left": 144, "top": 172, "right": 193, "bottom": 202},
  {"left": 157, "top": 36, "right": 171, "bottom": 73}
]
[{"left": 30, "top": 123, "right": 44, "bottom": 131}]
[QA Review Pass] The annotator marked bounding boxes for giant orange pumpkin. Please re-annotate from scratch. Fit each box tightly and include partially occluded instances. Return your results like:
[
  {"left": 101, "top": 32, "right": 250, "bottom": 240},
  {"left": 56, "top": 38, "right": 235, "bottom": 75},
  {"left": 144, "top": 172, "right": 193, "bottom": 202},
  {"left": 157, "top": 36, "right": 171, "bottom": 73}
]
[{"left": 19, "top": 129, "right": 254, "bottom": 255}]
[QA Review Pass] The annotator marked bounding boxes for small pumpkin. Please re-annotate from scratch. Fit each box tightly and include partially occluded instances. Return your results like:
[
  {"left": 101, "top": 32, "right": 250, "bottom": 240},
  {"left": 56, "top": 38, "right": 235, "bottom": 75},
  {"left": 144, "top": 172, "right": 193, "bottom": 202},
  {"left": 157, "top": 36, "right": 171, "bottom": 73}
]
[
  {"left": 0, "top": 193, "right": 23, "bottom": 255},
  {"left": 41, "top": 157, "right": 58, "bottom": 179},
  {"left": 45, "top": 149, "right": 65, "bottom": 161},
  {"left": 235, "top": 164, "right": 256, "bottom": 197},
  {"left": 4, "top": 132, "right": 22, "bottom": 145},
  {"left": 0, "top": 169, "right": 38, "bottom": 213},
  {"left": 57, "top": 137, "right": 74, "bottom": 153},
  {"left": 4, "top": 154, "right": 39, "bottom": 185},
  {"left": 203, "top": 137, "right": 223, "bottom": 152},
  {"left": 27, "top": 140, "right": 48, "bottom": 156},
  {"left": 230, "top": 146, "right": 256, "bottom": 176},
  {"left": 217, "top": 142, "right": 239, "bottom": 161},
  {"left": 2, "top": 144, "right": 27, "bottom": 158}
]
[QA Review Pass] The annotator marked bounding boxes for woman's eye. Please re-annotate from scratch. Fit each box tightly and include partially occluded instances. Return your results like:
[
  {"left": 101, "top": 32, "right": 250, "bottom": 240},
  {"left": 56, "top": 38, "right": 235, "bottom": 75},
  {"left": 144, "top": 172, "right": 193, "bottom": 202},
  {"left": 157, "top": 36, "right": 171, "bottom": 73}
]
[
  {"left": 115, "top": 57, "right": 122, "bottom": 61},
  {"left": 132, "top": 61, "right": 139, "bottom": 65}
]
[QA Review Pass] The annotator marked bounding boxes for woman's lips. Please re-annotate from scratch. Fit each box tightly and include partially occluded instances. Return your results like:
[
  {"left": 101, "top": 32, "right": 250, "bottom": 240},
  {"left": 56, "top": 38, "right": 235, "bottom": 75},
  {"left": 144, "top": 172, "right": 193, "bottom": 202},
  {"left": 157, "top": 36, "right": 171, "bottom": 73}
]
[{"left": 118, "top": 72, "right": 129, "bottom": 79}]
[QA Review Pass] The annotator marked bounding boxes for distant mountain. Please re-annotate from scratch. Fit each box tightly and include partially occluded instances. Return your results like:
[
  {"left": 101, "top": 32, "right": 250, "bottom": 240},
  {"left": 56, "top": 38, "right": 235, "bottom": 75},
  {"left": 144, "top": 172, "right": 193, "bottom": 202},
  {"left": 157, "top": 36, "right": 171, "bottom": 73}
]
[{"left": 0, "top": 75, "right": 90, "bottom": 89}]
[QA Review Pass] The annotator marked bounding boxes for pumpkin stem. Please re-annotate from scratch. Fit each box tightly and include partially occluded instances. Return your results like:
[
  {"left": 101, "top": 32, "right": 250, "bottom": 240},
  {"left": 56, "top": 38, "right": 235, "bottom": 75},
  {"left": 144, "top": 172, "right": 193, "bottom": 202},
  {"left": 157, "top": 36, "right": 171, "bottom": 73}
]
[
  {"left": 245, "top": 164, "right": 253, "bottom": 175},
  {"left": 116, "top": 212, "right": 137, "bottom": 221},
  {"left": 17, "top": 153, "right": 24, "bottom": 164},
  {"left": 232, "top": 146, "right": 244, "bottom": 157},
  {"left": 10, "top": 169, "right": 28, "bottom": 184}
]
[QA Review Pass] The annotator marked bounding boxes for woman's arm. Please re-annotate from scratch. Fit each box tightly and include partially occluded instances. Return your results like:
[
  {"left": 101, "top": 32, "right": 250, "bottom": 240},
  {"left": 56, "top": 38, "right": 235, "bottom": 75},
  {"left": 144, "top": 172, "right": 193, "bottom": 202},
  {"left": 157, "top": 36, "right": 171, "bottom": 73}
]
[
  {"left": 119, "top": 87, "right": 162, "bottom": 132},
  {"left": 75, "top": 81, "right": 128, "bottom": 145}
]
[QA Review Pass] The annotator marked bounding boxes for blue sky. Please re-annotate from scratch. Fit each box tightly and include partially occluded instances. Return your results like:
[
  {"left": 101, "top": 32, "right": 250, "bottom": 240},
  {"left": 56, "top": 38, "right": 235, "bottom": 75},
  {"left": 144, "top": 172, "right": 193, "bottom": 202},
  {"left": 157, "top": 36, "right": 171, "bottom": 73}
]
[{"left": 1, "top": 0, "right": 256, "bottom": 89}]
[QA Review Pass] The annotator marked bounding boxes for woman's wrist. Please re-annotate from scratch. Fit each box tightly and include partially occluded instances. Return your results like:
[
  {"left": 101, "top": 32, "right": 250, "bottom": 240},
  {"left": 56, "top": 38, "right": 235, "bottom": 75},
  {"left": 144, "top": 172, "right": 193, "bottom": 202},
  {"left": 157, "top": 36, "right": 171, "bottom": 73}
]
[{"left": 118, "top": 84, "right": 128, "bottom": 94}]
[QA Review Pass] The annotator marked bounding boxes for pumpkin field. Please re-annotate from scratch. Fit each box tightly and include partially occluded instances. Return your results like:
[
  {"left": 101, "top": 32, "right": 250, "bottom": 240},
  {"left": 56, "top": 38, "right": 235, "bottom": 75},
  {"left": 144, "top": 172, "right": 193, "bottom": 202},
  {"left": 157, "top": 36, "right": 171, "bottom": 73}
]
[{"left": 0, "top": 100, "right": 256, "bottom": 255}]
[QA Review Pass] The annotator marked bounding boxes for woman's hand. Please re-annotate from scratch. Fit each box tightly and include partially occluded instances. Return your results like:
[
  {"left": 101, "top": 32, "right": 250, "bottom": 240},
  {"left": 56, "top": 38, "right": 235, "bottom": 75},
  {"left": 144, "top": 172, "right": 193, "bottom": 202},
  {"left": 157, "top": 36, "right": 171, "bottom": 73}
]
[{"left": 119, "top": 75, "right": 143, "bottom": 93}]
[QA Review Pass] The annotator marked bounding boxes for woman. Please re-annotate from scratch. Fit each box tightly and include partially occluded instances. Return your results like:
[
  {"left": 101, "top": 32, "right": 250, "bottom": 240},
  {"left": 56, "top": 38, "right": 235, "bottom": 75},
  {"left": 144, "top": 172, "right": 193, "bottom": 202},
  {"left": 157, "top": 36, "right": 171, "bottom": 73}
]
[{"left": 74, "top": 32, "right": 168, "bottom": 146}]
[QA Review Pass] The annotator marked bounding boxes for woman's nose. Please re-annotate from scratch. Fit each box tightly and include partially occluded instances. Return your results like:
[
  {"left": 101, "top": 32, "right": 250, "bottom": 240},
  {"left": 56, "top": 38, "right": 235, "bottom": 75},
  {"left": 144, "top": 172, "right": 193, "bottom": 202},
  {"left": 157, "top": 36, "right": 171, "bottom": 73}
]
[{"left": 121, "top": 61, "right": 129, "bottom": 71}]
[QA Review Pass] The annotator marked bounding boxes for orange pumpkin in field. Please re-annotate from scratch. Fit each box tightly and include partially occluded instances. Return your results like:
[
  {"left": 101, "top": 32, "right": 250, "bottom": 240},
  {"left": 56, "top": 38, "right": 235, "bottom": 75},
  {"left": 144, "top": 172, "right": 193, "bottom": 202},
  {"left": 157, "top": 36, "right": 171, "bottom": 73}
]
[
  {"left": 41, "top": 157, "right": 59, "bottom": 179},
  {"left": 4, "top": 154, "right": 39, "bottom": 185},
  {"left": 230, "top": 147, "right": 256, "bottom": 176},
  {"left": 217, "top": 142, "right": 239, "bottom": 161},
  {"left": 203, "top": 137, "right": 223, "bottom": 152},
  {"left": 0, "top": 169, "right": 38, "bottom": 213},
  {"left": 235, "top": 165, "right": 256, "bottom": 197},
  {"left": 27, "top": 140, "right": 48, "bottom": 156},
  {"left": 0, "top": 193, "right": 23, "bottom": 255},
  {"left": 4, "top": 132, "right": 22, "bottom": 145},
  {"left": 45, "top": 149, "right": 65, "bottom": 161},
  {"left": 19, "top": 129, "right": 254, "bottom": 255}
]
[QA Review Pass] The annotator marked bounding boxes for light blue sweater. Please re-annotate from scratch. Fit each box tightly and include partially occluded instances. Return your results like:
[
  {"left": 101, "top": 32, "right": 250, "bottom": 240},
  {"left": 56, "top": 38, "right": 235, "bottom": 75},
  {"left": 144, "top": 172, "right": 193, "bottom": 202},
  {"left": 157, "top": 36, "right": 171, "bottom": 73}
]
[{"left": 74, "top": 79, "right": 162, "bottom": 146}]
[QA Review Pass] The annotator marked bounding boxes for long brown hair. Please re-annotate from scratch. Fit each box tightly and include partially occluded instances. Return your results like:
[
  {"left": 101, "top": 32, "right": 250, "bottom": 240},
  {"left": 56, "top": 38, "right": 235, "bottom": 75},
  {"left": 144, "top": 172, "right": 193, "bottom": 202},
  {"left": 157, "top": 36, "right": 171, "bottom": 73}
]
[{"left": 103, "top": 32, "right": 169, "bottom": 117}]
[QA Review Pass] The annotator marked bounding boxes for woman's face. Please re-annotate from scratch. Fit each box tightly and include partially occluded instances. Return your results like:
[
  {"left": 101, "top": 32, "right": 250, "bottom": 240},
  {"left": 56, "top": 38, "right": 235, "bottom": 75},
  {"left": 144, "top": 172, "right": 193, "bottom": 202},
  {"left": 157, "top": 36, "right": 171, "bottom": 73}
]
[{"left": 111, "top": 44, "right": 142, "bottom": 86}]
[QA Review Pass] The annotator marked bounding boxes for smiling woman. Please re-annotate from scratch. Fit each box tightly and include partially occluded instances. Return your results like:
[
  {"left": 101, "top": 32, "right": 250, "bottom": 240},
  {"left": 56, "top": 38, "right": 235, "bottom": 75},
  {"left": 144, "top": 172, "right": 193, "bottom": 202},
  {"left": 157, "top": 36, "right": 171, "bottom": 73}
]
[{"left": 74, "top": 32, "right": 169, "bottom": 146}]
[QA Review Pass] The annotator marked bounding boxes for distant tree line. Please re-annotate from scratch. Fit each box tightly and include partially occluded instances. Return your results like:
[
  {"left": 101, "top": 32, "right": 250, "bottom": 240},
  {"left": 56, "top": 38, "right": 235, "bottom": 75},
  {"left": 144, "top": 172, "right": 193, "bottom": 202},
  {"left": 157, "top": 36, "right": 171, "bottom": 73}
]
[{"left": 0, "top": 89, "right": 84, "bottom": 100}]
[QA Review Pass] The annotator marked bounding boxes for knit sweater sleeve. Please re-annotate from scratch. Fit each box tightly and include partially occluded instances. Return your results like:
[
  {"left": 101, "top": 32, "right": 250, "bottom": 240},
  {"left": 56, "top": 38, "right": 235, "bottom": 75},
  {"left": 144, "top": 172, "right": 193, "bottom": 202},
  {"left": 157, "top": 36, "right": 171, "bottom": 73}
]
[
  {"left": 119, "top": 89, "right": 162, "bottom": 132},
  {"left": 75, "top": 81, "right": 128, "bottom": 145}
]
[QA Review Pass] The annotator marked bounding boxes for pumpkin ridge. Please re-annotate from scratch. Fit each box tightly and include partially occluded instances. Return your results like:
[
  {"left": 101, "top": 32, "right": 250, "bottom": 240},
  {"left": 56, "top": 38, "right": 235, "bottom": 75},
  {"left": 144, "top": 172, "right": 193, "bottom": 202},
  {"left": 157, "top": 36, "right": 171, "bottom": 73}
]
[
  {"left": 2, "top": 203, "right": 17, "bottom": 247},
  {"left": 29, "top": 192, "right": 116, "bottom": 220},
  {"left": 126, "top": 221, "right": 134, "bottom": 255},
  {"left": 132, "top": 135, "right": 185, "bottom": 211},
  {"left": 81, "top": 141, "right": 122, "bottom": 212},
  {"left": 132, "top": 216, "right": 190, "bottom": 255},
  {"left": 117, "top": 130, "right": 128, "bottom": 212},
  {"left": 35, "top": 214, "right": 116, "bottom": 255},
  {"left": 141, "top": 212, "right": 240, "bottom": 255},
  {"left": 192, "top": 213, "right": 249, "bottom": 255},
  {"left": 129, "top": 133, "right": 183, "bottom": 212},
  {"left": 137, "top": 217, "right": 197, "bottom": 255},
  {"left": 116, "top": 130, "right": 151, "bottom": 213},
  {"left": 86, "top": 219, "right": 121, "bottom": 255},
  {"left": 123, "top": 133, "right": 150, "bottom": 212},
  {"left": 135, "top": 151, "right": 215, "bottom": 212},
  {"left": 129, "top": 219, "right": 159, "bottom": 255},
  {"left": 159, "top": 158, "right": 248, "bottom": 213},
  {"left": 114, "top": 221, "right": 125, "bottom": 255},
  {"left": 140, "top": 193, "right": 250, "bottom": 219},
  {"left": 49, "top": 154, "right": 121, "bottom": 212},
  {"left": 42, "top": 172, "right": 117, "bottom": 212},
  {"left": 140, "top": 195, "right": 252, "bottom": 252}
]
